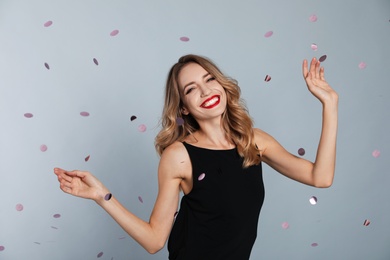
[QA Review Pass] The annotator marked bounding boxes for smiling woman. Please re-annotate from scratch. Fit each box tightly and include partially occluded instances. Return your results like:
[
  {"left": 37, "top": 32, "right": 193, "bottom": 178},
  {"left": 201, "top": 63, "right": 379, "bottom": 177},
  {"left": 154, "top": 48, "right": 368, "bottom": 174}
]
[{"left": 54, "top": 54, "right": 338, "bottom": 260}]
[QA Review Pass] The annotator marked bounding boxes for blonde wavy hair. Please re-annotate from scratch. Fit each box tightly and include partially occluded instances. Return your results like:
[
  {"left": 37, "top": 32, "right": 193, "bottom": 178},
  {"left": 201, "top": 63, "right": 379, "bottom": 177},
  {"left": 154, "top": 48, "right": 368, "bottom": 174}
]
[{"left": 155, "top": 54, "right": 260, "bottom": 168}]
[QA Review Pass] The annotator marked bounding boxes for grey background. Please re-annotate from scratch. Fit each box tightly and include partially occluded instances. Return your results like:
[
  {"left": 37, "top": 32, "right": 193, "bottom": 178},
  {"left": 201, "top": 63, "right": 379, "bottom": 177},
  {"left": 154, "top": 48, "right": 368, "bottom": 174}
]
[{"left": 0, "top": 0, "right": 389, "bottom": 259}]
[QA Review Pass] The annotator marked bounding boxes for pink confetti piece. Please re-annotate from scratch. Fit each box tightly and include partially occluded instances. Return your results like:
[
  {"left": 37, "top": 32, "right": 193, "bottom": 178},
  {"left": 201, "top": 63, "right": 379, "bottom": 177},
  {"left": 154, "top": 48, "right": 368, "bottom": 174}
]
[
  {"left": 309, "top": 196, "right": 317, "bottom": 205},
  {"left": 85, "top": 155, "right": 90, "bottom": 162},
  {"left": 93, "top": 58, "right": 99, "bottom": 65},
  {"left": 298, "top": 148, "right": 305, "bottom": 156},
  {"left": 281, "top": 222, "right": 290, "bottom": 229},
  {"left": 180, "top": 36, "right": 190, "bottom": 42},
  {"left": 264, "top": 31, "right": 273, "bottom": 38},
  {"left": 309, "top": 14, "right": 318, "bottom": 22},
  {"left": 358, "top": 62, "right": 366, "bottom": 69},
  {"left": 24, "top": 113, "right": 33, "bottom": 118},
  {"left": 138, "top": 124, "right": 147, "bottom": 132},
  {"left": 311, "top": 43, "right": 318, "bottom": 51},
  {"left": 44, "top": 62, "right": 50, "bottom": 70},
  {"left": 80, "top": 111, "right": 90, "bottom": 117},
  {"left": 176, "top": 117, "right": 184, "bottom": 126},
  {"left": 53, "top": 214, "right": 61, "bottom": 218},
  {"left": 198, "top": 173, "right": 206, "bottom": 181},
  {"left": 130, "top": 115, "right": 137, "bottom": 121},
  {"left": 97, "top": 252, "right": 104, "bottom": 258},
  {"left": 319, "top": 55, "right": 327, "bottom": 62},
  {"left": 44, "top": 21, "right": 53, "bottom": 27},
  {"left": 363, "top": 219, "right": 370, "bottom": 226},
  {"left": 264, "top": 75, "right": 271, "bottom": 82},
  {"left": 0, "top": 246, "right": 4, "bottom": 251},
  {"left": 311, "top": 242, "right": 318, "bottom": 247},
  {"left": 138, "top": 196, "right": 143, "bottom": 203},
  {"left": 110, "top": 30, "right": 119, "bottom": 36},
  {"left": 372, "top": 149, "right": 380, "bottom": 158},
  {"left": 40, "top": 144, "right": 48, "bottom": 152},
  {"left": 15, "top": 203, "right": 24, "bottom": 211}
]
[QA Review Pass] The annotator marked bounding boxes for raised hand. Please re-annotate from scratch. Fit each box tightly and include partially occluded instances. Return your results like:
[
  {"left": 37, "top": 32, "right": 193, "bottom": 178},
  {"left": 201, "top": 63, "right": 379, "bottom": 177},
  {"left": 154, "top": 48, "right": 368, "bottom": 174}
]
[
  {"left": 302, "top": 58, "right": 338, "bottom": 106},
  {"left": 54, "top": 168, "right": 108, "bottom": 202}
]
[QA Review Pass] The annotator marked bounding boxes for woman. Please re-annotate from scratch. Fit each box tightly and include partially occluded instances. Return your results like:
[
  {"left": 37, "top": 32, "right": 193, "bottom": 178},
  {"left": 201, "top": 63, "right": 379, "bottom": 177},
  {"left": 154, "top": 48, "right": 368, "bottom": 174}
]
[{"left": 54, "top": 54, "right": 338, "bottom": 259}]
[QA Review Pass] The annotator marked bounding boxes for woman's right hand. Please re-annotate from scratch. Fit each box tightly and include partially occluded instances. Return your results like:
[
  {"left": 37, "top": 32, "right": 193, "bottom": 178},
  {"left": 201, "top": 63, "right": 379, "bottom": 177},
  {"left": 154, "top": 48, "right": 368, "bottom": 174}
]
[{"left": 54, "top": 168, "right": 109, "bottom": 202}]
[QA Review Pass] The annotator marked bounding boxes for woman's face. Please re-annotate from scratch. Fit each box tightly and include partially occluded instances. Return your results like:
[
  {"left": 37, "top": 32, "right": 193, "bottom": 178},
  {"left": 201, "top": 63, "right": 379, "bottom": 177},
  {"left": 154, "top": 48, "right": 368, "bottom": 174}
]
[{"left": 178, "top": 62, "right": 227, "bottom": 122}]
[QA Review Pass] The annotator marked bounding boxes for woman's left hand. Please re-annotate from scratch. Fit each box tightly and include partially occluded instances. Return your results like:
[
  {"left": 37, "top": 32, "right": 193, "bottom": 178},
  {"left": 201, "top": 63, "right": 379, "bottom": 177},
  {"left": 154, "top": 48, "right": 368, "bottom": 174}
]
[{"left": 302, "top": 58, "right": 338, "bottom": 106}]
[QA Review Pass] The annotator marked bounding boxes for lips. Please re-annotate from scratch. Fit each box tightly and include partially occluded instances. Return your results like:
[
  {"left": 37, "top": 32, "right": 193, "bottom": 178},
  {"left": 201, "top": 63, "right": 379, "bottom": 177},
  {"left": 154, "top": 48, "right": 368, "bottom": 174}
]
[{"left": 200, "top": 95, "right": 220, "bottom": 109}]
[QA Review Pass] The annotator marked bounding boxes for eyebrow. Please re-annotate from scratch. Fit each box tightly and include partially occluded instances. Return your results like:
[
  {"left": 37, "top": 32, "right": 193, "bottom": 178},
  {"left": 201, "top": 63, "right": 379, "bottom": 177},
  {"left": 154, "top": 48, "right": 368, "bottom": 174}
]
[{"left": 182, "top": 73, "right": 210, "bottom": 91}]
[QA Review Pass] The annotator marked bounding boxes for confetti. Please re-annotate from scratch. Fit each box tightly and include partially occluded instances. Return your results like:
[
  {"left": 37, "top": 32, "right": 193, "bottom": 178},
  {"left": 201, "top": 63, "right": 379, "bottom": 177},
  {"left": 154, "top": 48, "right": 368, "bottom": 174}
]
[
  {"left": 138, "top": 124, "right": 147, "bottom": 132},
  {"left": 309, "top": 14, "right": 318, "bottom": 22},
  {"left": 16, "top": 203, "right": 24, "bottom": 211},
  {"left": 93, "top": 58, "right": 99, "bottom": 65},
  {"left": 44, "top": 63, "right": 50, "bottom": 70},
  {"left": 85, "top": 155, "right": 90, "bottom": 162},
  {"left": 180, "top": 36, "right": 190, "bottom": 42},
  {"left": 51, "top": 226, "right": 58, "bottom": 229},
  {"left": 311, "top": 242, "right": 318, "bottom": 247},
  {"left": 0, "top": 246, "right": 4, "bottom": 251},
  {"left": 358, "top": 62, "right": 366, "bottom": 69},
  {"left": 176, "top": 117, "right": 184, "bottom": 126},
  {"left": 130, "top": 115, "right": 137, "bottom": 121},
  {"left": 110, "top": 30, "right": 119, "bottom": 36},
  {"left": 309, "top": 196, "right": 317, "bottom": 205},
  {"left": 319, "top": 55, "right": 327, "bottom": 62},
  {"left": 34, "top": 242, "right": 41, "bottom": 245},
  {"left": 104, "top": 193, "right": 112, "bottom": 201},
  {"left": 80, "top": 111, "right": 90, "bottom": 117},
  {"left": 298, "top": 148, "right": 305, "bottom": 156},
  {"left": 264, "top": 75, "right": 271, "bottom": 82},
  {"left": 264, "top": 31, "right": 273, "bottom": 38},
  {"left": 97, "top": 252, "right": 104, "bottom": 258},
  {"left": 40, "top": 144, "right": 48, "bottom": 152},
  {"left": 53, "top": 214, "right": 61, "bottom": 218},
  {"left": 44, "top": 21, "right": 53, "bottom": 27},
  {"left": 311, "top": 43, "right": 318, "bottom": 51},
  {"left": 281, "top": 222, "right": 290, "bottom": 229},
  {"left": 138, "top": 196, "right": 143, "bottom": 203},
  {"left": 198, "top": 173, "right": 206, "bottom": 181},
  {"left": 363, "top": 219, "right": 370, "bottom": 226},
  {"left": 372, "top": 149, "right": 380, "bottom": 158},
  {"left": 24, "top": 113, "right": 33, "bottom": 118}
]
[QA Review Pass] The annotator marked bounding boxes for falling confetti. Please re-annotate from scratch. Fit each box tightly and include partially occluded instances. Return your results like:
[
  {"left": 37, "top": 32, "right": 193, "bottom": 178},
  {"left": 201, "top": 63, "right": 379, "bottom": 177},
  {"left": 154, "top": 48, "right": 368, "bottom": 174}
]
[
  {"left": 24, "top": 113, "right": 33, "bottom": 118},
  {"left": 44, "top": 21, "right": 53, "bottom": 27},
  {"left": 198, "top": 173, "right": 206, "bottom": 181},
  {"left": 319, "top": 55, "right": 327, "bottom": 62},
  {"left": 176, "top": 117, "right": 184, "bottom": 126},
  {"left": 358, "top": 62, "right": 366, "bottom": 69},
  {"left": 309, "top": 14, "right": 318, "bottom": 22},
  {"left": 0, "top": 246, "right": 4, "bottom": 251},
  {"left": 118, "top": 236, "right": 126, "bottom": 240},
  {"left": 363, "top": 219, "right": 370, "bottom": 226},
  {"left": 311, "top": 43, "right": 318, "bottom": 51},
  {"left": 281, "top": 222, "right": 290, "bottom": 229},
  {"left": 298, "top": 148, "right": 305, "bottom": 156},
  {"left": 110, "top": 30, "right": 119, "bottom": 36},
  {"left": 53, "top": 214, "right": 61, "bottom": 218},
  {"left": 264, "top": 31, "right": 273, "bottom": 38},
  {"left": 309, "top": 196, "right": 317, "bottom": 205},
  {"left": 34, "top": 242, "right": 41, "bottom": 245},
  {"left": 311, "top": 242, "right": 318, "bottom": 247},
  {"left": 40, "top": 144, "right": 48, "bottom": 152},
  {"left": 85, "top": 155, "right": 90, "bottom": 162},
  {"left": 15, "top": 203, "right": 24, "bottom": 211},
  {"left": 97, "top": 252, "right": 104, "bottom": 258},
  {"left": 372, "top": 149, "right": 380, "bottom": 158},
  {"left": 180, "top": 36, "right": 190, "bottom": 42},
  {"left": 138, "top": 196, "right": 143, "bottom": 203},
  {"left": 93, "top": 58, "right": 99, "bottom": 65},
  {"left": 264, "top": 75, "right": 271, "bottom": 82},
  {"left": 80, "top": 111, "right": 90, "bottom": 117},
  {"left": 51, "top": 226, "right": 58, "bottom": 229},
  {"left": 104, "top": 193, "right": 112, "bottom": 201},
  {"left": 138, "top": 124, "right": 147, "bottom": 132},
  {"left": 130, "top": 115, "right": 137, "bottom": 121},
  {"left": 44, "top": 63, "right": 50, "bottom": 70}
]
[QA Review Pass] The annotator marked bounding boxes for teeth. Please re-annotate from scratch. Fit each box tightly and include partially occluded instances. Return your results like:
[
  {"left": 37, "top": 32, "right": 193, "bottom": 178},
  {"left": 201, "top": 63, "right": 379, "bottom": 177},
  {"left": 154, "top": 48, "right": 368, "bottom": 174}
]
[{"left": 203, "top": 97, "right": 218, "bottom": 107}]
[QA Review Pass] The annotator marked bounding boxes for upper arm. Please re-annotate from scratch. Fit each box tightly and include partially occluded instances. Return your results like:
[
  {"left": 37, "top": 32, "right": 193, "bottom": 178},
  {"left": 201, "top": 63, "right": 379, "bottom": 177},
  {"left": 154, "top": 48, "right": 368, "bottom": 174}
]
[
  {"left": 254, "top": 128, "right": 316, "bottom": 186},
  {"left": 148, "top": 142, "right": 187, "bottom": 247}
]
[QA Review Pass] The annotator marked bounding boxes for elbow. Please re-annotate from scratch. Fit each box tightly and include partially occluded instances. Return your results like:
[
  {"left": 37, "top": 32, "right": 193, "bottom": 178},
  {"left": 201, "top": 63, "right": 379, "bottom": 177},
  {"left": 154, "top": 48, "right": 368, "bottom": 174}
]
[
  {"left": 314, "top": 179, "right": 333, "bottom": 188},
  {"left": 146, "top": 241, "right": 165, "bottom": 254}
]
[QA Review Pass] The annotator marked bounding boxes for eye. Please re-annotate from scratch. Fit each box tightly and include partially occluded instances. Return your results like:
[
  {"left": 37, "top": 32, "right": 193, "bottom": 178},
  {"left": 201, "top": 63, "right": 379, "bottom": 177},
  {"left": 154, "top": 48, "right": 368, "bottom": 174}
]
[
  {"left": 206, "top": 76, "right": 216, "bottom": 82},
  {"left": 185, "top": 87, "right": 194, "bottom": 95}
]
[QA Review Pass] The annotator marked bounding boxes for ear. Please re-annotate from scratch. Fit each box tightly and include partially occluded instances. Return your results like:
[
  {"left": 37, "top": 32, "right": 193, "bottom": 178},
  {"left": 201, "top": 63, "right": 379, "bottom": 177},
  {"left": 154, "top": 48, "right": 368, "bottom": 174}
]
[{"left": 181, "top": 107, "right": 189, "bottom": 115}]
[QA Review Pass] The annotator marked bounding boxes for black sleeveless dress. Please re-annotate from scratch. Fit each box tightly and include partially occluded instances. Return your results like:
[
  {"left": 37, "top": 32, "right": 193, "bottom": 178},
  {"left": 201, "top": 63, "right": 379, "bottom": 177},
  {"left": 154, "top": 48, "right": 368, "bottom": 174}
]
[{"left": 168, "top": 142, "right": 265, "bottom": 260}]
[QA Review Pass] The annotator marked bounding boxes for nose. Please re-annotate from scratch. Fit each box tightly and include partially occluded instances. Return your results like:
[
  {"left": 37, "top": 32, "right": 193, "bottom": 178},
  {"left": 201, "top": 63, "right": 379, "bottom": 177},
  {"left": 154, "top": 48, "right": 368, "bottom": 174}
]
[{"left": 199, "top": 84, "right": 211, "bottom": 98}]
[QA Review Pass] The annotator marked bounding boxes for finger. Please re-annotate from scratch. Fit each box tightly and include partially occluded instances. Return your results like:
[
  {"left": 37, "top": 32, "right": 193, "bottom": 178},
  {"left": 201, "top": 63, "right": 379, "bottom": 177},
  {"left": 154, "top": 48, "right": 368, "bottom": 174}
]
[
  {"left": 309, "top": 58, "right": 317, "bottom": 77},
  {"left": 320, "top": 67, "right": 325, "bottom": 81},
  {"left": 302, "top": 59, "right": 309, "bottom": 78},
  {"left": 315, "top": 60, "right": 321, "bottom": 79}
]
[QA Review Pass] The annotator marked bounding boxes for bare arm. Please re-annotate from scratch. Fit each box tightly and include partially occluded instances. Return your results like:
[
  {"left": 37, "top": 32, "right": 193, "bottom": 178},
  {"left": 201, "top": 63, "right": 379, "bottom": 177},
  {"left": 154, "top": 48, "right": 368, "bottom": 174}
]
[
  {"left": 257, "top": 58, "right": 338, "bottom": 188},
  {"left": 54, "top": 142, "right": 187, "bottom": 253}
]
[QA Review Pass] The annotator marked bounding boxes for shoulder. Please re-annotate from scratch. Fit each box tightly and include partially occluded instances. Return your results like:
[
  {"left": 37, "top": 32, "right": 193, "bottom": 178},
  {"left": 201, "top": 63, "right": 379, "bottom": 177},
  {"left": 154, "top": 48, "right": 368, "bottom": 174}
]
[
  {"left": 159, "top": 141, "right": 190, "bottom": 179},
  {"left": 253, "top": 128, "right": 276, "bottom": 156}
]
